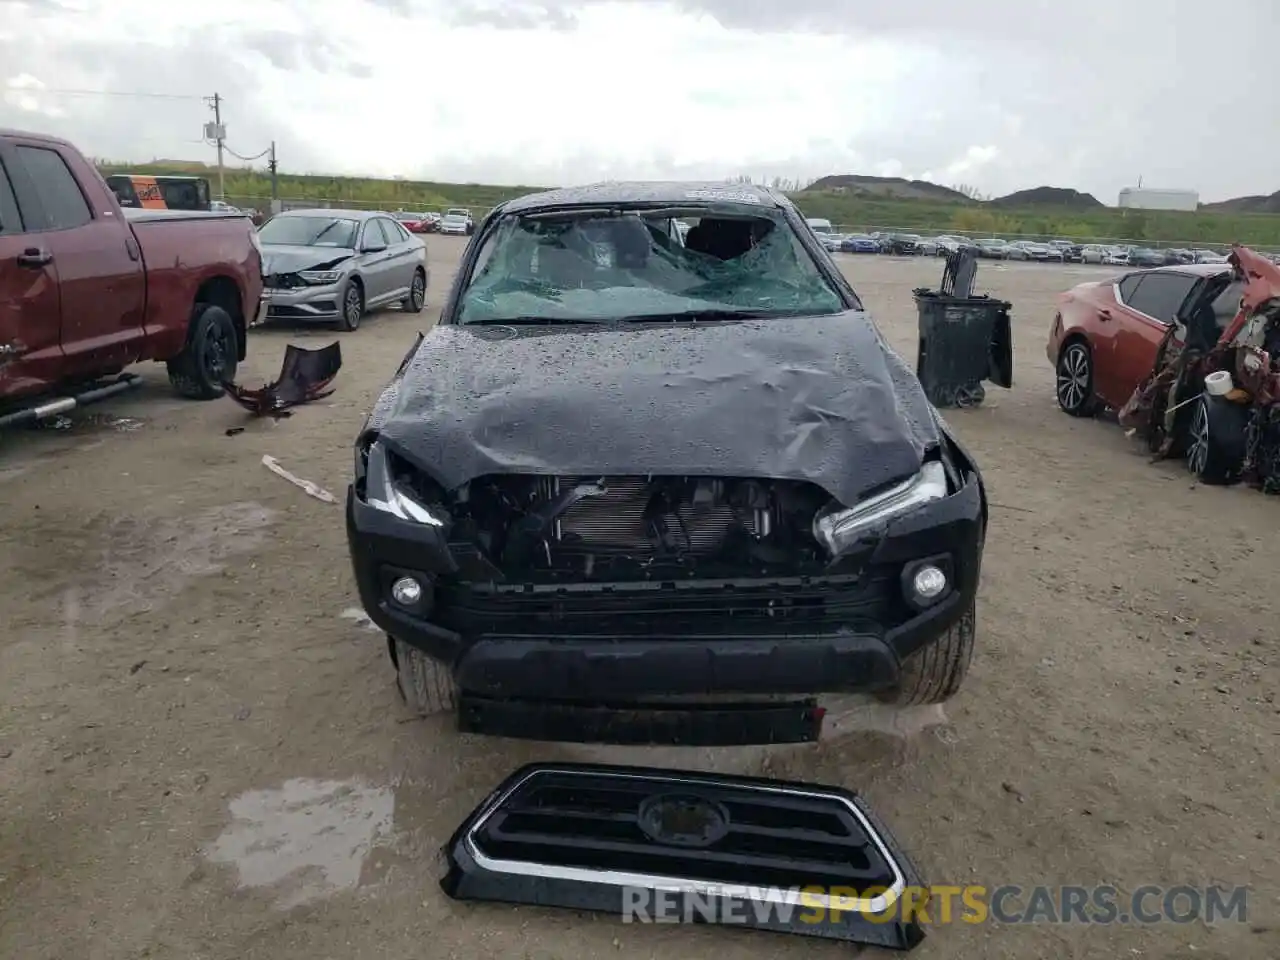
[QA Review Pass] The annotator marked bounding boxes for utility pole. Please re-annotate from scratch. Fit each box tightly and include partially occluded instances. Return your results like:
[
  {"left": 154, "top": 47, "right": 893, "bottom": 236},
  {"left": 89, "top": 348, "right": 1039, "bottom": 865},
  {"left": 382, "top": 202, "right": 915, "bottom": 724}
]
[
  {"left": 269, "top": 141, "right": 279, "bottom": 214},
  {"left": 205, "top": 92, "right": 226, "bottom": 200}
]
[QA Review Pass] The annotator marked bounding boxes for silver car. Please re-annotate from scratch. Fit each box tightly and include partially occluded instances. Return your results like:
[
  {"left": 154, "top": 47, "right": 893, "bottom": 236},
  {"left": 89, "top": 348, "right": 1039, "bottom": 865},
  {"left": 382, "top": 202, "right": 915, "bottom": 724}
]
[
  {"left": 257, "top": 209, "right": 429, "bottom": 331},
  {"left": 439, "top": 208, "right": 474, "bottom": 236}
]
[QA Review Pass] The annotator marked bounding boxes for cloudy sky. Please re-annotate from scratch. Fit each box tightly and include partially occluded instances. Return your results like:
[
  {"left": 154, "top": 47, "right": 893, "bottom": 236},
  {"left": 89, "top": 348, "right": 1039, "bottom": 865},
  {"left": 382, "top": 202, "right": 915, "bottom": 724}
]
[{"left": 1, "top": 0, "right": 1275, "bottom": 202}]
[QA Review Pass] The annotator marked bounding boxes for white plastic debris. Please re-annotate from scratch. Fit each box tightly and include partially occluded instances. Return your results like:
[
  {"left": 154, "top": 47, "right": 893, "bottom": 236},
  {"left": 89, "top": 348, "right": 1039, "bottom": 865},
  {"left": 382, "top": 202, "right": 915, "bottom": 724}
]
[{"left": 261, "top": 455, "right": 337, "bottom": 504}]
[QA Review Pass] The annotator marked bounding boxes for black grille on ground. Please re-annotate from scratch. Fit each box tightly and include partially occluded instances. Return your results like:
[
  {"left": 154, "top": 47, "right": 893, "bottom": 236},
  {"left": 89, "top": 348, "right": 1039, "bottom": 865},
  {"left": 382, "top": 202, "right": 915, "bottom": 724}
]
[
  {"left": 433, "top": 572, "right": 895, "bottom": 637},
  {"left": 471, "top": 767, "right": 896, "bottom": 889},
  {"left": 442, "top": 763, "right": 926, "bottom": 951}
]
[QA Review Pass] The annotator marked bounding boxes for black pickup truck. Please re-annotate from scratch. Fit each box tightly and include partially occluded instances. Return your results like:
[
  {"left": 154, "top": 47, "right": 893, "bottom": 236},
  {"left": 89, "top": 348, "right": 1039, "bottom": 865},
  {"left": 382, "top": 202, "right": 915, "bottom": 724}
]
[{"left": 346, "top": 181, "right": 992, "bottom": 746}]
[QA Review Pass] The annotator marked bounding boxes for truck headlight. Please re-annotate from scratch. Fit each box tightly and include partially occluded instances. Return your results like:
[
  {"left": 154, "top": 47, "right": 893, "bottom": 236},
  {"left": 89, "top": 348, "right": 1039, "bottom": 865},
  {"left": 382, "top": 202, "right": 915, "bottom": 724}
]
[
  {"left": 364, "top": 440, "right": 447, "bottom": 527},
  {"left": 813, "top": 461, "right": 948, "bottom": 556}
]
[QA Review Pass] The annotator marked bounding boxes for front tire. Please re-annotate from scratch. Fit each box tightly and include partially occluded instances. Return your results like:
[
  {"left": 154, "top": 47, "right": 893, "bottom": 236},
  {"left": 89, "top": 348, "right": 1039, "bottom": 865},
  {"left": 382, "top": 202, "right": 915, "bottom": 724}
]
[
  {"left": 878, "top": 600, "right": 976, "bottom": 706},
  {"left": 390, "top": 636, "right": 456, "bottom": 716},
  {"left": 1056, "top": 340, "right": 1098, "bottom": 417},
  {"left": 166, "top": 303, "right": 238, "bottom": 400},
  {"left": 339, "top": 279, "right": 364, "bottom": 331}
]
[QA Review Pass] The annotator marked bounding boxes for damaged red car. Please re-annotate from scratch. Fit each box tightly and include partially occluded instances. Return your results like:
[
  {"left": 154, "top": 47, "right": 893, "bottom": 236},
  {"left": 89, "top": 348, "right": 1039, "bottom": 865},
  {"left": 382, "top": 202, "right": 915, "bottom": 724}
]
[
  {"left": 1047, "top": 262, "right": 1242, "bottom": 417},
  {"left": 1048, "top": 246, "right": 1280, "bottom": 489},
  {"left": 1117, "top": 246, "right": 1280, "bottom": 488}
]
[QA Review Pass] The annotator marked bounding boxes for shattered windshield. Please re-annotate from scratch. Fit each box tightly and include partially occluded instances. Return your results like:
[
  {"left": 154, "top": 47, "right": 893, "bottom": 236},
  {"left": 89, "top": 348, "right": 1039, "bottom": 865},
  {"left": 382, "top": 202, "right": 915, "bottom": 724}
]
[
  {"left": 457, "top": 206, "right": 844, "bottom": 323},
  {"left": 259, "top": 216, "right": 359, "bottom": 248}
]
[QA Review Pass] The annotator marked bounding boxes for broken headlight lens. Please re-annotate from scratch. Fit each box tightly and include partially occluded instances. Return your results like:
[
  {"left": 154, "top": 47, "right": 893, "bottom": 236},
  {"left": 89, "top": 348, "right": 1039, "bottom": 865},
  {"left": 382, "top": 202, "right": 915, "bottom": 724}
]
[
  {"left": 364, "top": 440, "right": 447, "bottom": 527},
  {"left": 813, "top": 461, "right": 948, "bottom": 556}
]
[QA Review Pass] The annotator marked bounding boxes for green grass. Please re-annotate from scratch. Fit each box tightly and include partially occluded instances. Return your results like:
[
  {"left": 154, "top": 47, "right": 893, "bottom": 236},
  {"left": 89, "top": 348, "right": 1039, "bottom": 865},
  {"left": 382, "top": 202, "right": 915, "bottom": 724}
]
[{"left": 95, "top": 160, "right": 1280, "bottom": 248}]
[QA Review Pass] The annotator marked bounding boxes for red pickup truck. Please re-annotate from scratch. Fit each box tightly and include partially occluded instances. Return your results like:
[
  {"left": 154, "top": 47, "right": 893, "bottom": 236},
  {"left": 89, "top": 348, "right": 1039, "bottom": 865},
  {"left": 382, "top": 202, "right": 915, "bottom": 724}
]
[{"left": 0, "top": 128, "right": 264, "bottom": 424}]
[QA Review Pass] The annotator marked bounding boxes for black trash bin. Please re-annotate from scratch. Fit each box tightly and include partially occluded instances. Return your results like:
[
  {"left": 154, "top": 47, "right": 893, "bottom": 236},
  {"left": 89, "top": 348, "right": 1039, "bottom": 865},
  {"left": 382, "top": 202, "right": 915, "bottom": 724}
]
[{"left": 913, "top": 290, "right": 1014, "bottom": 408}]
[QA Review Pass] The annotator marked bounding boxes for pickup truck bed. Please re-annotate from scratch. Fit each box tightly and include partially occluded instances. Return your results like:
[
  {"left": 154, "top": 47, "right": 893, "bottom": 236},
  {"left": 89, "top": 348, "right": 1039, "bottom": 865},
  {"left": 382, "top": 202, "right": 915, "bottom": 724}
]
[{"left": 0, "top": 127, "right": 264, "bottom": 410}]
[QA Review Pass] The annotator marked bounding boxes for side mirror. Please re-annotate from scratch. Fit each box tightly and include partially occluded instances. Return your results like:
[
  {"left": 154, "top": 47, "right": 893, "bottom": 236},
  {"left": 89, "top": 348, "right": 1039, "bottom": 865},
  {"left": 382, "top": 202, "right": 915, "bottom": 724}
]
[{"left": 362, "top": 242, "right": 387, "bottom": 254}]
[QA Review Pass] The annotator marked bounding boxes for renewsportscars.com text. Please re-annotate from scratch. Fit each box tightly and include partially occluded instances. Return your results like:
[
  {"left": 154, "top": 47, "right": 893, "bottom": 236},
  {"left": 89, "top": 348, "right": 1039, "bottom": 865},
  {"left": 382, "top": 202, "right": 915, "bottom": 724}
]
[{"left": 621, "top": 884, "right": 1249, "bottom": 926}]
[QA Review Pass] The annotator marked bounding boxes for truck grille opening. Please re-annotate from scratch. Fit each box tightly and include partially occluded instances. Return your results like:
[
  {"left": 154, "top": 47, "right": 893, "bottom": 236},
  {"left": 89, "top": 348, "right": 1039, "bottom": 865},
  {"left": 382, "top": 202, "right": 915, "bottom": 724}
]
[
  {"left": 449, "top": 474, "right": 833, "bottom": 577},
  {"left": 443, "top": 763, "right": 926, "bottom": 951},
  {"left": 553, "top": 475, "right": 761, "bottom": 552}
]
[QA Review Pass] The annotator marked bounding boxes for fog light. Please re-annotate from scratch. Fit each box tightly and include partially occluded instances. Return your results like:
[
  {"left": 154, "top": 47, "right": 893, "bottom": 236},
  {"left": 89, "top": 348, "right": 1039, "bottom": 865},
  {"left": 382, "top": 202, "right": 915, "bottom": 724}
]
[
  {"left": 910, "top": 565, "right": 948, "bottom": 602},
  {"left": 391, "top": 576, "right": 423, "bottom": 606}
]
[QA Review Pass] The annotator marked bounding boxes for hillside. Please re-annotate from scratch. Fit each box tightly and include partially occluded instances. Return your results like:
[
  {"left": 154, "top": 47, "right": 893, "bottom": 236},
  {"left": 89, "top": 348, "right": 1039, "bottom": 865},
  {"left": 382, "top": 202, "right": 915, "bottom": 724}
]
[
  {"left": 94, "top": 159, "right": 547, "bottom": 214},
  {"left": 94, "top": 159, "right": 1280, "bottom": 246},
  {"left": 990, "top": 186, "right": 1103, "bottom": 209},
  {"left": 804, "top": 174, "right": 973, "bottom": 204},
  {"left": 1201, "top": 190, "right": 1280, "bottom": 214}
]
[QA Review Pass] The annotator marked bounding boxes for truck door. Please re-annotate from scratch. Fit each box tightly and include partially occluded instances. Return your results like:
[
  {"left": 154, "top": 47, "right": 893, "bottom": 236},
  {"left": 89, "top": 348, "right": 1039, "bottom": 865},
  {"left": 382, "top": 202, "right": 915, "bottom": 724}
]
[
  {"left": 0, "top": 148, "right": 63, "bottom": 399},
  {"left": 4, "top": 137, "right": 146, "bottom": 381}
]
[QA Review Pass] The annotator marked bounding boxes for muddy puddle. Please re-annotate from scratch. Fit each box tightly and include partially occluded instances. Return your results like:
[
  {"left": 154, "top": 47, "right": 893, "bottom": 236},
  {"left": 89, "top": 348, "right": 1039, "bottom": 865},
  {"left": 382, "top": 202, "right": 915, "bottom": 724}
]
[
  {"left": 1, "top": 413, "right": 148, "bottom": 481},
  {"left": 31, "top": 412, "right": 147, "bottom": 434},
  {"left": 207, "top": 777, "right": 397, "bottom": 909}
]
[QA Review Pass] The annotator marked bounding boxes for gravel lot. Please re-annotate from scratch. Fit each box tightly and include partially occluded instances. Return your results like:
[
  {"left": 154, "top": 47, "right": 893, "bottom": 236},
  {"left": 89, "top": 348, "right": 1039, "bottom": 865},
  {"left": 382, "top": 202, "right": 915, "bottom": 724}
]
[{"left": 1, "top": 237, "right": 1276, "bottom": 960}]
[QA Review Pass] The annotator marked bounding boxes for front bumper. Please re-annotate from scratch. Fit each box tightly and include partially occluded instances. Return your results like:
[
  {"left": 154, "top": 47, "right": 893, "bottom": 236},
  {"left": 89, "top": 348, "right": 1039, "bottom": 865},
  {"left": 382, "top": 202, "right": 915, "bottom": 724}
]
[
  {"left": 346, "top": 468, "right": 986, "bottom": 741},
  {"left": 261, "top": 279, "right": 345, "bottom": 321}
]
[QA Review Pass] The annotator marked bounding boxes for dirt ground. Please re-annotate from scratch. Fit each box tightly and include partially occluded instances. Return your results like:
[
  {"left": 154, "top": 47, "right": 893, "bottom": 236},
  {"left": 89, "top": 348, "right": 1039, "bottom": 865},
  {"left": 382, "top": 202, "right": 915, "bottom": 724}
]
[{"left": 1, "top": 237, "right": 1276, "bottom": 960}]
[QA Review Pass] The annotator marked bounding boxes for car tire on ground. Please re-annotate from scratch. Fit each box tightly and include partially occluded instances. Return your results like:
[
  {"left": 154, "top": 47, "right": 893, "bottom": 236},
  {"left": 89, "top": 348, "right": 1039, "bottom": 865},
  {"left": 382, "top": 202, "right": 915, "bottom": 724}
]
[
  {"left": 1186, "top": 394, "right": 1249, "bottom": 484},
  {"left": 877, "top": 599, "right": 976, "bottom": 706},
  {"left": 339, "top": 278, "right": 364, "bottom": 331},
  {"left": 166, "top": 302, "right": 238, "bottom": 400},
  {"left": 1056, "top": 339, "right": 1098, "bottom": 417},
  {"left": 390, "top": 636, "right": 457, "bottom": 716},
  {"left": 402, "top": 268, "right": 427, "bottom": 313}
]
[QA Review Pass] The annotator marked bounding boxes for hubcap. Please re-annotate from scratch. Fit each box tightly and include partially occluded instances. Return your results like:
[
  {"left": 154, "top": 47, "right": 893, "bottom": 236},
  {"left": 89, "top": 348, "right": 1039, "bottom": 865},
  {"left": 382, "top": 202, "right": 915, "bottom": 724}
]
[
  {"left": 1056, "top": 345, "right": 1089, "bottom": 410},
  {"left": 1187, "top": 399, "right": 1209, "bottom": 476}
]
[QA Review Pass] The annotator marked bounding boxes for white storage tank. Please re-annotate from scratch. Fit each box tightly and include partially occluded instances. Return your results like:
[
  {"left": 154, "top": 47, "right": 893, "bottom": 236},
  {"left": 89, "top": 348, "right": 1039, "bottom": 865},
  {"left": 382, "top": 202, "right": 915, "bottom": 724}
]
[{"left": 1117, "top": 187, "right": 1199, "bottom": 212}]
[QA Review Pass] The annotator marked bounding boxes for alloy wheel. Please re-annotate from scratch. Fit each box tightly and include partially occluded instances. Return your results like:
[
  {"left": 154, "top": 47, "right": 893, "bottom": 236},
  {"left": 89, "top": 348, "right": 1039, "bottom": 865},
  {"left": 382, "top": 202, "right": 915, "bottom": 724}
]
[
  {"left": 1186, "top": 398, "right": 1209, "bottom": 477},
  {"left": 1056, "top": 344, "right": 1090, "bottom": 412},
  {"left": 345, "top": 286, "right": 362, "bottom": 327},
  {"left": 411, "top": 272, "right": 425, "bottom": 309}
]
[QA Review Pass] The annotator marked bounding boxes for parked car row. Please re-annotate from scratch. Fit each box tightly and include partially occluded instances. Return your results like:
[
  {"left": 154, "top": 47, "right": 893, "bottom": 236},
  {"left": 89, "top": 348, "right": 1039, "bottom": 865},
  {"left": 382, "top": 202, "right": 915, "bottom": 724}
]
[
  {"left": 803, "top": 220, "right": 1273, "bottom": 267},
  {"left": 385, "top": 208, "right": 477, "bottom": 235}
]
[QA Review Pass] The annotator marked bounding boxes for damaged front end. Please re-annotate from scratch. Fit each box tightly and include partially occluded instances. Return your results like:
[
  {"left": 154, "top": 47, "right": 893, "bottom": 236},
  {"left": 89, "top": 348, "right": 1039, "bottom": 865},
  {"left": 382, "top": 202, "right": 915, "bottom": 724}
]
[
  {"left": 347, "top": 426, "right": 984, "bottom": 745},
  {"left": 1119, "top": 246, "right": 1280, "bottom": 490}
]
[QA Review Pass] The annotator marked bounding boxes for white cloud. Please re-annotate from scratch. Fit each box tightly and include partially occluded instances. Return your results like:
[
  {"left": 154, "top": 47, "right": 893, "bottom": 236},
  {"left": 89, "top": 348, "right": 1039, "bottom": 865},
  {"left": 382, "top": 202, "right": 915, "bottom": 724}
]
[{"left": 0, "top": 0, "right": 1276, "bottom": 202}]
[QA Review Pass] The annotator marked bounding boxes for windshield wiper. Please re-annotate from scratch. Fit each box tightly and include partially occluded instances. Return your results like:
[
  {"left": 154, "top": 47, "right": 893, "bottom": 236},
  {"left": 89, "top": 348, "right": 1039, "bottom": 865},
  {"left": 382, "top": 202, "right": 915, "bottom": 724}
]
[
  {"left": 464, "top": 316, "right": 607, "bottom": 326},
  {"left": 618, "top": 309, "right": 794, "bottom": 323},
  {"left": 309, "top": 221, "right": 349, "bottom": 244}
]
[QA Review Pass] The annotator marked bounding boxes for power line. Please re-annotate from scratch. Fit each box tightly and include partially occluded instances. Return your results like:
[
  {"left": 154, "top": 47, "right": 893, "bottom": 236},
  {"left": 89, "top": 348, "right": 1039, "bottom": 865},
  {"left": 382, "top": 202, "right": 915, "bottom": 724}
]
[
  {"left": 221, "top": 142, "right": 272, "bottom": 162},
  {"left": 7, "top": 86, "right": 205, "bottom": 101}
]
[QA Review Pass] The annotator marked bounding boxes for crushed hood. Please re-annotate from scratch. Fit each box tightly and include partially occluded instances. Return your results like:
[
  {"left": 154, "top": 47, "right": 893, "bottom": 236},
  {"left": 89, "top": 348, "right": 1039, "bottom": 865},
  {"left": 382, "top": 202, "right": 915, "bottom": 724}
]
[
  {"left": 367, "top": 314, "right": 940, "bottom": 507},
  {"left": 260, "top": 244, "right": 354, "bottom": 274}
]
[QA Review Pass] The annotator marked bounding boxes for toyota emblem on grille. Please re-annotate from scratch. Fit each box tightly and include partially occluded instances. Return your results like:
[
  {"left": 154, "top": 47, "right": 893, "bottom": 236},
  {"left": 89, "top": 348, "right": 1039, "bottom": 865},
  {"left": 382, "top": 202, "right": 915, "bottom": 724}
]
[{"left": 637, "top": 794, "right": 730, "bottom": 848}]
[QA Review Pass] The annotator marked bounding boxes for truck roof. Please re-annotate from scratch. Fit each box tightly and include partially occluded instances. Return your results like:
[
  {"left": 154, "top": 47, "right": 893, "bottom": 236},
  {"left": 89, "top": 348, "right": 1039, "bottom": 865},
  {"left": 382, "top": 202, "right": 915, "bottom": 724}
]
[
  {"left": 0, "top": 127, "right": 76, "bottom": 146},
  {"left": 500, "top": 181, "right": 785, "bottom": 215}
]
